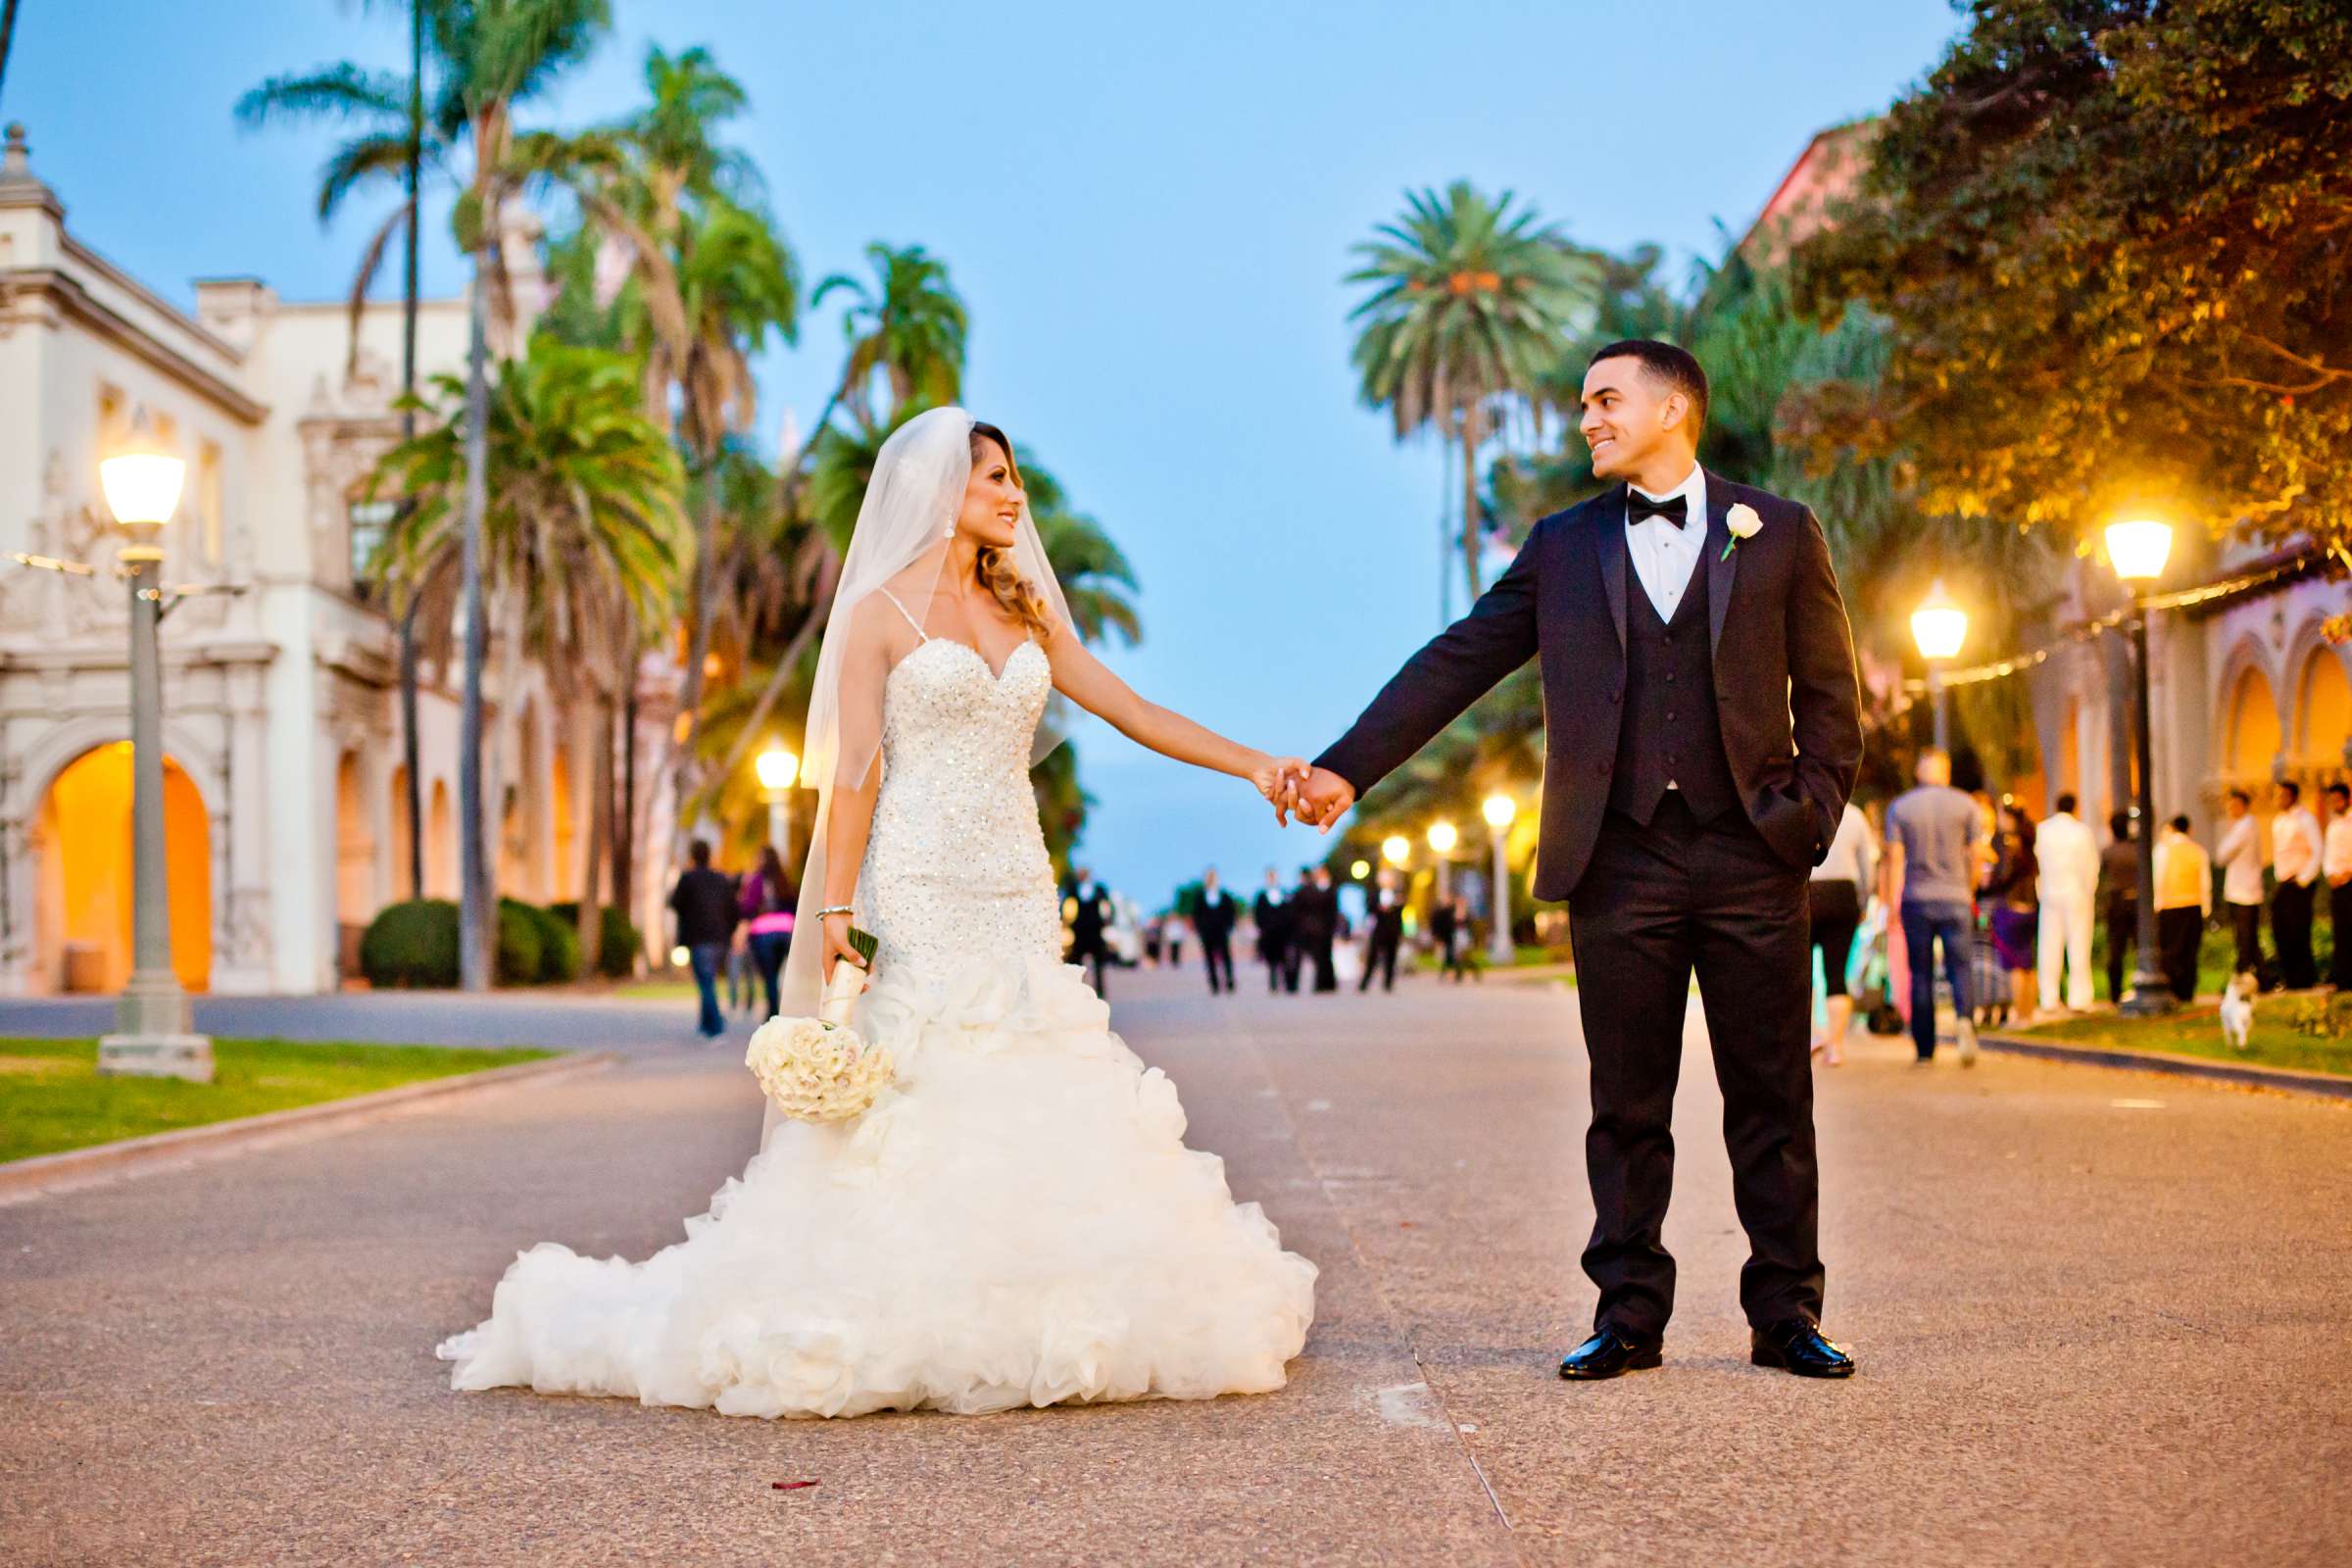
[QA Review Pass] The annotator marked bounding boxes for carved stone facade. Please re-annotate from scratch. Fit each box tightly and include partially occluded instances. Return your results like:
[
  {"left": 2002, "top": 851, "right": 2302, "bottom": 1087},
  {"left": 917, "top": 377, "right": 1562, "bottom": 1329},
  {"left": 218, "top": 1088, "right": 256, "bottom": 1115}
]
[{"left": 0, "top": 125, "right": 681, "bottom": 996}]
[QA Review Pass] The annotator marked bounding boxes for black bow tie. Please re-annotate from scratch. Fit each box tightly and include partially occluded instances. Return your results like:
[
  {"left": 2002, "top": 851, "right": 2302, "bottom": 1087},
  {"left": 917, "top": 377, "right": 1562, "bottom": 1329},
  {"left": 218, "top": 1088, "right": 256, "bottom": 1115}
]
[{"left": 1628, "top": 491, "right": 1690, "bottom": 529}]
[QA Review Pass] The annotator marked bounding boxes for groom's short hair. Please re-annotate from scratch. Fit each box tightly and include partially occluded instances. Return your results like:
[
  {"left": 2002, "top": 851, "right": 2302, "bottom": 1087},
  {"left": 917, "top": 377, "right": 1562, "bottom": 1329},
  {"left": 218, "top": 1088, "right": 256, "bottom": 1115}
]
[{"left": 1589, "top": 339, "right": 1708, "bottom": 433}]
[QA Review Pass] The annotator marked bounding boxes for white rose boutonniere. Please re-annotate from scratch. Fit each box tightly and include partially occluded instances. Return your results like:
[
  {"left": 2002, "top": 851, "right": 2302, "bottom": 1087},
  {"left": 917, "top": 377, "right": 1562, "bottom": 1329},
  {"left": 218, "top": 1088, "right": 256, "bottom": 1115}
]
[{"left": 1721, "top": 503, "right": 1763, "bottom": 562}]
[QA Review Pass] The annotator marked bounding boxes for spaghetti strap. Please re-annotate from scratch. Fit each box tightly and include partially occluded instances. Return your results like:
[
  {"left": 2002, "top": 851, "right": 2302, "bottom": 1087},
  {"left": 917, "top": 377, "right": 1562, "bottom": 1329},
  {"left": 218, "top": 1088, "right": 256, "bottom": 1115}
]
[{"left": 875, "top": 587, "right": 927, "bottom": 641}]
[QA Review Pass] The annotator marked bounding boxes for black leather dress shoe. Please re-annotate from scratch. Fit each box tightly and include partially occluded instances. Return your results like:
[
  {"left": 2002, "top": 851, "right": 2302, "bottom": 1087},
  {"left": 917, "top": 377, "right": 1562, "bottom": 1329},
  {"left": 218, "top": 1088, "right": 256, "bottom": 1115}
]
[
  {"left": 1557, "top": 1326, "right": 1663, "bottom": 1381},
  {"left": 1749, "top": 1319, "right": 1856, "bottom": 1378}
]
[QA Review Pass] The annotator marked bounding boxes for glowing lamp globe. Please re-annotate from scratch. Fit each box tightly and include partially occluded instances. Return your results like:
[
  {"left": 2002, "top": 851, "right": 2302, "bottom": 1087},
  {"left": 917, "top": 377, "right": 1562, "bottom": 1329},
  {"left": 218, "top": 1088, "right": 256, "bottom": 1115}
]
[
  {"left": 1349, "top": 859, "right": 1371, "bottom": 881},
  {"left": 1426, "top": 820, "right": 1459, "bottom": 856},
  {"left": 1381, "top": 835, "right": 1411, "bottom": 868},
  {"left": 99, "top": 412, "right": 185, "bottom": 527},
  {"left": 755, "top": 746, "right": 799, "bottom": 793},
  {"left": 2104, "top": 518, "right": 2175, "bottom": 583},
  {"left": 1482, "top": 794, "right": 1518, "bottom": 831},
  {"left": 1909, "top": 579, "right": 1968, "bottom": 662}
]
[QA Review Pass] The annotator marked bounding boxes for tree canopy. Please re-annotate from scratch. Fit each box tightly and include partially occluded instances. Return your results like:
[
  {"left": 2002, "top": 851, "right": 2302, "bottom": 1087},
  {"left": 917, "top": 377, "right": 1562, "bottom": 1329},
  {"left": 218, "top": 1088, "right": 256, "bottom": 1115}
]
[{"left": 1793, "top": 0, "right": 2352, "bottom": 556}]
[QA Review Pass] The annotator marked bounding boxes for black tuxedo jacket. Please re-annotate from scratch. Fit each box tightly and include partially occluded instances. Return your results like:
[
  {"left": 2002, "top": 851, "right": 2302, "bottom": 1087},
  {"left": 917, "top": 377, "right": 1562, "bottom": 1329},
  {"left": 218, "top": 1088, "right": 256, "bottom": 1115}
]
[
  {"left": 1193, "top": 890, "right": 1240, "bottom": 943},
  {"left": 1317, "top": 472, "right": 1862, "bottom": 903}
]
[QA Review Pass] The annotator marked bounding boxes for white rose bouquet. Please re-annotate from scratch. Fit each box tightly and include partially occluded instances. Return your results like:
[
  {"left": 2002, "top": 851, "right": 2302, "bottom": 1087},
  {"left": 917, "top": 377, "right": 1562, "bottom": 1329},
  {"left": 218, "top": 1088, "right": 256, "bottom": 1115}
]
[{"left": 744, "top": 926, "right": 896, "bottom": 1124}]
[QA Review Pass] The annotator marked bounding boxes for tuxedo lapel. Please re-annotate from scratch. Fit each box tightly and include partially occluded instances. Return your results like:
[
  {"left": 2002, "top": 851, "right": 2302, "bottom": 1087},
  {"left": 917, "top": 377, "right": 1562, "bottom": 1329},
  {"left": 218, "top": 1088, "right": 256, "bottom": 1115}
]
[
  {"left": 1594, "top": 485, "right": 1630, "bottom": 654},
  {"left": 1703, "top": 470, "right": 1737, "bottom": 657}
]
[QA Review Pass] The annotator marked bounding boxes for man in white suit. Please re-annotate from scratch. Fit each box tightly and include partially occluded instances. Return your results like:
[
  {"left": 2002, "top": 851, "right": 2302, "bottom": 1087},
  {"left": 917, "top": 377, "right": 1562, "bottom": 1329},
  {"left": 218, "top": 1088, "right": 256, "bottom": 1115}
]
[{"left": 2034, "top": 793, "right": 2100, "bottom": 1013}]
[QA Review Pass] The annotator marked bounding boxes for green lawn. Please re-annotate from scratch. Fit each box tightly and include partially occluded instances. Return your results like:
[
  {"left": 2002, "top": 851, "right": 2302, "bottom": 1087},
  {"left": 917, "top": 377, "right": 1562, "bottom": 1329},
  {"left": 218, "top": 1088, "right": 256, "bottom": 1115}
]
[
  {"left": 2011, "top": 1005, "right": 2352, "bottom": 1080},
  {"left": 0, "top": 1037, "right": 555, "bottom": 1165}
]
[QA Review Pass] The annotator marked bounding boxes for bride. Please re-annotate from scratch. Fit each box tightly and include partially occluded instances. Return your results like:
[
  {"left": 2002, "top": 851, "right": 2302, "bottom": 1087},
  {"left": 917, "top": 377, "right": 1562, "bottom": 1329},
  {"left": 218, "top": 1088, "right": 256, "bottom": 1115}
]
[{"left": 437, "top": 407, "right": 1319, "bottom": 1419}]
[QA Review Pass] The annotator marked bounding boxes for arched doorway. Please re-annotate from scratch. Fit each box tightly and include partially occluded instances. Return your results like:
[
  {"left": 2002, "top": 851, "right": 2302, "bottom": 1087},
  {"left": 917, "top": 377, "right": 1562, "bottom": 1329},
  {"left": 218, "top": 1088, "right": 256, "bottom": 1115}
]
[
  {"left": 31, "top": 744, "right": 213, "bottom": 994},
  {"left": 388, "top": 763, "right": 415, "bottom": 901},
  {"left": 2295, "top": 646, "right": 2351, "bottom": 768},
  {"left": 2225, "top": 664, "right": 2282, "bottom": 783},
  {"left": 335, "top": 752, "right": 374, "bottom": 976},
  {"left": 426, "top": 779, "right": 456, "bottom": 900},
  {"left": 551, "top": 744, "right": 577, "bottom": 901}
]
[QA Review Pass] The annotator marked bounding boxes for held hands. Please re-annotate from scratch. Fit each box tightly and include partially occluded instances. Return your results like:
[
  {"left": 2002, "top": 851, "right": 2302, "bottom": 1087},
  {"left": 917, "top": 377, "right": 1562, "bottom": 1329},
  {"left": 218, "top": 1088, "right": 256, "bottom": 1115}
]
[
  {"left": 1250, "top": 755, "right": 1313, "bottom": 825},
  {"left": 1283, "top": 765, "right": 1357, "bottom": 834}
]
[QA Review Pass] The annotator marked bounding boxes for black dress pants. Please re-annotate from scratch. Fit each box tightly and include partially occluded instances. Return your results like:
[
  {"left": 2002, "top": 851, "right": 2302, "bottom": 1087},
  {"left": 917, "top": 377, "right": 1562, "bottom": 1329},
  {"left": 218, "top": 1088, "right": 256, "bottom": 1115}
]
[
  {"left": 1566, "top": 796, "right": 1822, "bottom": 1340},
  {"left": 2105, "top": 899, "right": 2136, "bottom": 1003},
  {"left": 2274, "top": 881, "right": 2318, "bottom": 989},
  {"left": 1360, "top": 928, "right": 1399, "bottom": 992},
  {"left": 2230, "top": 902, "right": 2265, "bottom": 981},
  {"left": 1202, "top": 936, "right": 1234, "bottom": 994},
  {"left": 2156, "top": 906, "right": 2203, "bottom": 1002},
  {"left": 1306, "top": 935, "right": 1337, "bottom": 992}
]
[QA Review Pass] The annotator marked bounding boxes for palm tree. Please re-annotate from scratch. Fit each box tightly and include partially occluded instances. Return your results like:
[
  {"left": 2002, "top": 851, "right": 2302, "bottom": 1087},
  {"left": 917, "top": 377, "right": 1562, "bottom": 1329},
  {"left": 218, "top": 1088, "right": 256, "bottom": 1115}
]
[
  {"left": 1016, "top": 447, "right": 1141, "bottom": 647},
  {"left": 0, "top": 0, "right": 23, "bottom": 109},
  {"left": 1348, "top": 181, "right": 1600, "bottom": 608},
  {"left": 238, "top": 1, "right": 458, "bottom": 905},
  {"left": 809, "top": 243, "right": 968, "bottom": 430},
  {"left": 368, "top": 336, "right": 682, "bottom": 970}
]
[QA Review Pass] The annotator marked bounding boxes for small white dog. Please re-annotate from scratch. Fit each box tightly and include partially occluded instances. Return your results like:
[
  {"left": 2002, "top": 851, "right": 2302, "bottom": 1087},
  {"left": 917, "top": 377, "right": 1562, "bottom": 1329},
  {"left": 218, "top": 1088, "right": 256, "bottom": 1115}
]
[{"left": 2218, "top": 971, "right": 2258, "bottom": 1053}]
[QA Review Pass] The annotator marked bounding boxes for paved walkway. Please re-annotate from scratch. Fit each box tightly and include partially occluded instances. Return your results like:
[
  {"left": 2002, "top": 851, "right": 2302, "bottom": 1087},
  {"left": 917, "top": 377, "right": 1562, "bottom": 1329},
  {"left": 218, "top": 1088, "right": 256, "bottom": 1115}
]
[{"left": 4, "top": 967, "right": 2346, "bottom": 1566}]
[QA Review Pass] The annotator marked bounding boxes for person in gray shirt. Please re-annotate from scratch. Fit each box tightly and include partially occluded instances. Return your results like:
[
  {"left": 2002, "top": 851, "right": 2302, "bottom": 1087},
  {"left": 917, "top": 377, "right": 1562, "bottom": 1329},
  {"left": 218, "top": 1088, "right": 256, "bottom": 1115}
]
[{"left": 1883, "top": 749, "right": 1986, "bottom": 1064}]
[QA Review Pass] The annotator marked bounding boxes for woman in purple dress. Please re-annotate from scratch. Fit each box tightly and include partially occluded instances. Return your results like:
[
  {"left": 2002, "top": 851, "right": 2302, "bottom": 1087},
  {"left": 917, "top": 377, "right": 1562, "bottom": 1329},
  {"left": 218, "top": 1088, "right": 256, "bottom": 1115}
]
[{"left": 1984, "top": 805, "right": 2040, "bottom": 1026}]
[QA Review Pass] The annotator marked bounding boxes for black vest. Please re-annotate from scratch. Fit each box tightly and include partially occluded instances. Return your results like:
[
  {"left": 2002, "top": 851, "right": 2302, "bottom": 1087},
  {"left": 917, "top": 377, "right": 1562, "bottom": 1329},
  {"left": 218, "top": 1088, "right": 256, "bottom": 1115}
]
[{"left": 1609, "top": 544, "right": 1739, "bottom": 825}]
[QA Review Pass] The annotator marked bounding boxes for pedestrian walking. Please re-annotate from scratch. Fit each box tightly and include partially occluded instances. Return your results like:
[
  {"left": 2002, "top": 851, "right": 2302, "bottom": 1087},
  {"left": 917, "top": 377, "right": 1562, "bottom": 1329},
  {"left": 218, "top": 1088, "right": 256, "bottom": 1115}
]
[
  {"left": 2214, "top": 788, "right": 2267, "bottom": 983},
  {"left": 2034, "top": 794, "right": 2098, "bottom": 1014},
  {"left": 1984, "top": 804, "right": 2039, "bottom": 1025},
  {"left": 1195, "top": 869, "right": 1240, "bottom": 995},
  {"left": 2326, "top": 782, "right": 2352, "bottom": 991},
  {"left": 1359, "top": 868, "right": 1403, "bottom": 993},
  {"left": 2100, "top": 811, "right": 2140, "bottom": 1004},
  {"left": 1252, "top": 868, "right": 1297, "bottom": 993},
  {"left": 1292, "top": 865, "right": 1339, "bottom": 993},
  {"left": 740, "top": 845, "right": 796, "bottom": 1020},
  {"left": 2153, "top": 814, "right": 2212, "bottom": 1002},
  {"left": 1884, "top": 748, "right": 1985, "bottom": 1064},
  {"left": 1809, "top": 799, "right": 1877, "bottom": 1065},
  {"left": 2270, "top": 781, "right": 2323, "bottom": 989},
  {"left": 1439, "top": 895, "right": 1476, "bottom": 983},
  {"left": 667, "top": 839, "right": 739, "bottom": 1039},
  {"left": 1066, "top": 867, "right": 1117, "bottom": 997}
]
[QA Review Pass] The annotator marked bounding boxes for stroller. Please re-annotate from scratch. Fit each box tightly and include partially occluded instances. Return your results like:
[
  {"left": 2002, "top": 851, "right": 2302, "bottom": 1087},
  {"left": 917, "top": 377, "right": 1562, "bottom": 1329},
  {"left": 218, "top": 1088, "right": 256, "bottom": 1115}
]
[{"left": 1853, "top": 900, "right": 1905, "bottom": 1036}]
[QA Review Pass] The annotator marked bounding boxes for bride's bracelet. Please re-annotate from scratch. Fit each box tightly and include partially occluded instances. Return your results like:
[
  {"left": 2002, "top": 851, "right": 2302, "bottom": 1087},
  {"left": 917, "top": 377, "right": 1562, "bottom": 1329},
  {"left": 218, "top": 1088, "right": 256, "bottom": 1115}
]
[{"left": 815, "top": 905, "right": 856, "bottom": 920}]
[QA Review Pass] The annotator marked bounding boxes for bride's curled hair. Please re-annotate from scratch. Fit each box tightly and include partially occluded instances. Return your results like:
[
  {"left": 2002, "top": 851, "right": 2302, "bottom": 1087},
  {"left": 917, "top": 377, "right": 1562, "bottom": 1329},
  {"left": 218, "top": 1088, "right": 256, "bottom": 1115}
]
[{"left": 970, "top": 420, "right": 1056, "bottom": 645}]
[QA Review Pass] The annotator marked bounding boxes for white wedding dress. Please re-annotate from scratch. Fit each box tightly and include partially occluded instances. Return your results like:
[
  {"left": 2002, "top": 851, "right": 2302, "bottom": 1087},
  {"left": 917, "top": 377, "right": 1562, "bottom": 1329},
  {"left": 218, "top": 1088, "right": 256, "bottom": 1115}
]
[{"left": 436, "top": 628, "right": 1318, "bottom": 1418}]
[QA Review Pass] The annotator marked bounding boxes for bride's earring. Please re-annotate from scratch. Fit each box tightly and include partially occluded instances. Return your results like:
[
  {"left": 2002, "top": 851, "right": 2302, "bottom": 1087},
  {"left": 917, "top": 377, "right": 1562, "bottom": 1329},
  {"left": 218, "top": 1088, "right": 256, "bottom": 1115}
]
[{"left": 943, "top": 515, "right": 956, "bottom": 540}]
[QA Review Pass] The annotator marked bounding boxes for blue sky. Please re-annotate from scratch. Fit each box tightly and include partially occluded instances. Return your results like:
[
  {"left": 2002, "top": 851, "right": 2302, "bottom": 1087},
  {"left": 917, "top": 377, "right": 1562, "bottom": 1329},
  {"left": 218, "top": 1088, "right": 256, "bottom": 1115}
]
[{"left": 5, "top": 0, "right": 1960, "bottom": 906}]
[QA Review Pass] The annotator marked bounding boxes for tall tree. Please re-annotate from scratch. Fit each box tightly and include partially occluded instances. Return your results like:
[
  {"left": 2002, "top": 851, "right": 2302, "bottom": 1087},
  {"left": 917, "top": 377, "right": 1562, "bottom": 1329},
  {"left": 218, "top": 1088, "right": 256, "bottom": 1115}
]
[
  {"left": 237, "top": 1, "right": 458, "bottom": 904},
  {"left": 1794, "top": 0, "right": 2352, "bottom": 556},
  {"left": 1348, "top": 181, "right": 1600, "bottom": 609},
  {"left": 368, "top": 337, "right": 682, "bottom": 968},
  {"left": 810, "top": 243, "right": 968, "bottom": 429}
]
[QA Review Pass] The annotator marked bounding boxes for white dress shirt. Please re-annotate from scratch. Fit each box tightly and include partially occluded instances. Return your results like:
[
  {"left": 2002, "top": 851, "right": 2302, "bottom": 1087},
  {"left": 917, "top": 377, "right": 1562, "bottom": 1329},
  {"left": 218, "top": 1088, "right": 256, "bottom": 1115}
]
[
  {"left": 2034, "top": 810, "right": 2099, "bottom": 904},
  {"left": 2326, "top": 814, "right": 2352, "bottom": 882},
  {"left": 2274, "top": 808, "right": 2323, "bottom": 887},
  {"left": 2215, "top": 814, "right": 2265, "bottom": 906},
  {"left": 1624, "top": 464, "right": 1707, "bottom": 623}
]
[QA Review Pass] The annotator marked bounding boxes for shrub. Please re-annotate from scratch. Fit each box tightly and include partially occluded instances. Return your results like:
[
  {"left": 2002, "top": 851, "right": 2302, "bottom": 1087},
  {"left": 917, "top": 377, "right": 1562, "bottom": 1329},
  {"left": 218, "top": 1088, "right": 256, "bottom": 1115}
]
[
  {"left": 549, "top": 902, "right": 642, "bottom": 979},
  {"left": 495, "top": 898, "right": 543, "bottom": 986},
  {"left": 531, "top": 905, "right": 581, "bottom": 983},
  {"left": 359, "top": 900, "right": 460, "bottom": 989}
]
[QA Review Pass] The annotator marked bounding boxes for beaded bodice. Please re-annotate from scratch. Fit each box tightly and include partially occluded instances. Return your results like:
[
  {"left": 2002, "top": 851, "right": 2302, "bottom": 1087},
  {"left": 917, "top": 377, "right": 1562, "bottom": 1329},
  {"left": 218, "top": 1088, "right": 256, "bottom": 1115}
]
[{"left": 858, "top": 636, "right": 1063, "bottom": 978}]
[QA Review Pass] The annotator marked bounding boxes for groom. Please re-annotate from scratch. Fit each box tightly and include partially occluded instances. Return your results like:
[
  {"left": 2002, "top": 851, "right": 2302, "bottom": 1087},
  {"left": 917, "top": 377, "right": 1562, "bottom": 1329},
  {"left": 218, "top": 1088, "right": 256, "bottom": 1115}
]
[{"left": 1288, "top": 340, "right": 1863, "bottom": 1380}]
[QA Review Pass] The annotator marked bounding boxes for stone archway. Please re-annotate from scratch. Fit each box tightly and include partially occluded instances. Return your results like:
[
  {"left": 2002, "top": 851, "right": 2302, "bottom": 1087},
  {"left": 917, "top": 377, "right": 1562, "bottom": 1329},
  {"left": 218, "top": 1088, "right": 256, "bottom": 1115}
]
[
  {"left": 334, "top": 750, "right": 375, "bottom": 976},
  {"left": 426, "top": 778, "right": 456, "bottom": 900},
  {"left": 29, "top": 744, "right": 213, "bottom": 994},
  {"left": 2224, "top": 663, "right": 2282, "bottom": 784},
  {"left": 2293, "top": 641, "right": 2351, "bottom": 770}
]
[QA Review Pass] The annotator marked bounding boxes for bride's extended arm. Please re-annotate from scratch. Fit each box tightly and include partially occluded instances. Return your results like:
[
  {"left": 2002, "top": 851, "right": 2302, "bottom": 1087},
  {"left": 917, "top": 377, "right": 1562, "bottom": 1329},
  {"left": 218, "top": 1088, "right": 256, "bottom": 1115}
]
[
  {"left": 818, "top": 603, "right": 894, "bottom": 977},
  {"left": 1044, "top": 623, "right": 1304, "bottom": 814}
]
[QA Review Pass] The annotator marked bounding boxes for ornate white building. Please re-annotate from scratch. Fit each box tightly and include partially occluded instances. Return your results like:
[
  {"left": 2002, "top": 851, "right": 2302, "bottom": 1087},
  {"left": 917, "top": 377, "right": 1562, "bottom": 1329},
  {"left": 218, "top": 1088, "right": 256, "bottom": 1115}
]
[{"left": 0, "top": 123, "right": 680, "bottom": 997}]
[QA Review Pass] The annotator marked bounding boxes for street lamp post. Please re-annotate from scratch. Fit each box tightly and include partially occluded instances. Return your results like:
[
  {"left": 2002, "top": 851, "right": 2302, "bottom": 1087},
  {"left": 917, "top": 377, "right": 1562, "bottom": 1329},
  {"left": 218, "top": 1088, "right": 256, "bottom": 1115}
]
[
  {"left": 754, "top": 744, "right": 799, "bottom": 858},
  {"left": 2106, "top": 518, "right": 2177, "bottom": 1017},
  {"left": 97, "top": 415, "right": 211, "bottom": 1081},
  {"left": 1910, "top": 578, "right": 1968, "bottom": 755},
  {"left": 1482, "top": 794, "right": 1517, "bottom": 966}
]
